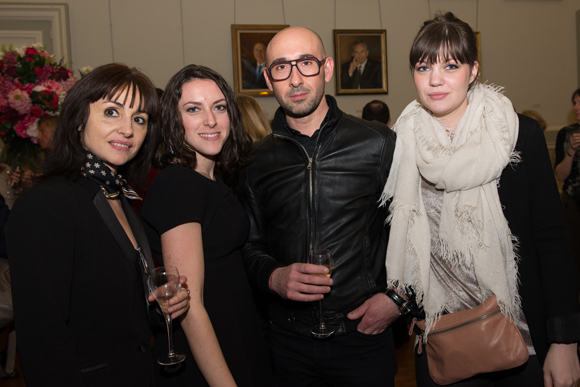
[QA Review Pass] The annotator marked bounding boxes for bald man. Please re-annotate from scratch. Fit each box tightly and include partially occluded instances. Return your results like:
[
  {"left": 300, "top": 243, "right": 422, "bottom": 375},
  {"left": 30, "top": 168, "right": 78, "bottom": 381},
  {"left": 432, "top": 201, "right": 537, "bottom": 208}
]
[{"left": 238, "top": 26, "right": 399, "bottom": 387}]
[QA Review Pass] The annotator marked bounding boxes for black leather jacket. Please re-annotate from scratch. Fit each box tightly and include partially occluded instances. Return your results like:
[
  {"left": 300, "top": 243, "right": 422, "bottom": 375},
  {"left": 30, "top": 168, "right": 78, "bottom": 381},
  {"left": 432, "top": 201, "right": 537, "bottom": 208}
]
[{"left": 238, "top": 96, "right": 396, "bottom": 337}]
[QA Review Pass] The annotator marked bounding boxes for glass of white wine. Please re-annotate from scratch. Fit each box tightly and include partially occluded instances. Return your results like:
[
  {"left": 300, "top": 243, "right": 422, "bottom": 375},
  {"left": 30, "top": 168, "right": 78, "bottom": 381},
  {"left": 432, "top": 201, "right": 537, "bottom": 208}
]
[
  {"left": 308, "top": 249, "right": 335, "bottom": 338},
  {"left": 148, "top": 266, "right": 186, "bottom": 365}
]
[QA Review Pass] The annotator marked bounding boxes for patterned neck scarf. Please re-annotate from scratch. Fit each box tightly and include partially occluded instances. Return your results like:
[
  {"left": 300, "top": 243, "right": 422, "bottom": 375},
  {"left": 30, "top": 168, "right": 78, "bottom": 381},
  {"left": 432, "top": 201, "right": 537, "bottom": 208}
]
[{"left": 81, "top": 149, "right": 142, "bottom": 200}]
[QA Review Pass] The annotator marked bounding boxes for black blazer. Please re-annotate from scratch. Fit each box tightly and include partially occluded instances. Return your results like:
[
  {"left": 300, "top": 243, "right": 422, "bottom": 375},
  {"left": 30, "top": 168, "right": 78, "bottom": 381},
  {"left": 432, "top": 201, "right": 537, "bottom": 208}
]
[
  {"left": 340, "top": 58, "right": 383, "bottom": 89},
  {"left": 7, "top": 176, "right": 156, "bottom": 386},
  {"left": 498, "top": 115, "right": 580, "bottom": 362}
]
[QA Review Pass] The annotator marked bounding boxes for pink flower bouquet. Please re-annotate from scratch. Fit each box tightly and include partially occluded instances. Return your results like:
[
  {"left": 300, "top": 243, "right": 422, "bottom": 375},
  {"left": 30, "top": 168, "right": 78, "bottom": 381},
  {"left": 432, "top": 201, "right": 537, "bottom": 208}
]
[{"left": 0, "top": 44, "right": 90, "bottom": 168}]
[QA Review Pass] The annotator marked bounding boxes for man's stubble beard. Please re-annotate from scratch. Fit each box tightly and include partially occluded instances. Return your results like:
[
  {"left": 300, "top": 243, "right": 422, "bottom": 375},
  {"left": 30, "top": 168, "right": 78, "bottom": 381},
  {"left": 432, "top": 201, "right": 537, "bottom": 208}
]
[{"left": 275, "top": 85, "right": 325, "bottom": 119}]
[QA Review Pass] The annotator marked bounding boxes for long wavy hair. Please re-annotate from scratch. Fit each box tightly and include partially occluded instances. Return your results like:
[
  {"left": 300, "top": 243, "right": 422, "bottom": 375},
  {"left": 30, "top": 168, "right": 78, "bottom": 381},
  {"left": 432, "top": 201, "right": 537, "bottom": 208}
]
[
  {"left": 154, "top": 64, "right": 252, "bottom": 174},
  {"left": 42, "top": 63, "right": 159, "bottom": 186}
]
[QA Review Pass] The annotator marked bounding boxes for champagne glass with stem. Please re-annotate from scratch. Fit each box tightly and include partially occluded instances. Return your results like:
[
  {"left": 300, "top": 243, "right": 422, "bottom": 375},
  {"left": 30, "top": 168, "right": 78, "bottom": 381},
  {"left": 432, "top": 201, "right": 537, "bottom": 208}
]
[
  {"left": 149, "top": 266, "right": 186, "bottom": 365},
  {"left": 308, "top": 249, "right": 335, "bottom": 338}
]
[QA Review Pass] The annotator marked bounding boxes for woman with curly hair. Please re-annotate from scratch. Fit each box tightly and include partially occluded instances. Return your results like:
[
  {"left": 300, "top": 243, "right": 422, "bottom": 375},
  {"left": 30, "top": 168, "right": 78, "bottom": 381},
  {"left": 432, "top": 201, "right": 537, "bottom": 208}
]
[{"left": 141, "top": 64, "right": 274, "bottom": 387}]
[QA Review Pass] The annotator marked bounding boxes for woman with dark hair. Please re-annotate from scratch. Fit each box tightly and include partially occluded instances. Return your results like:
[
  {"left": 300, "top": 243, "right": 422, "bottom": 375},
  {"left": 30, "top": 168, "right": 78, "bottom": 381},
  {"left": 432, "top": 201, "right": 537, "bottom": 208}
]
[
  {"left": 555, "top": 88, "right": 580, "bottom": 285},
  {"left": 6, "top": 63, "right": 190, "bottom": 386},
  {"left": 382, "top": 12, "right": 580, "bottom": 386},
  {"left": 140, "top": 64, "right": 273, "bottom": 387}
]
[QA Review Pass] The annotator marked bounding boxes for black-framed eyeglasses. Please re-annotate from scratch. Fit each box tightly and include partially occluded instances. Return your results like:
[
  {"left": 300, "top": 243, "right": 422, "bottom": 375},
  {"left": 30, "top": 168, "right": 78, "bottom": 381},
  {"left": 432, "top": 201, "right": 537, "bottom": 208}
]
[{"left": 267, "top": 57, "right": 327, "bottom": 81}]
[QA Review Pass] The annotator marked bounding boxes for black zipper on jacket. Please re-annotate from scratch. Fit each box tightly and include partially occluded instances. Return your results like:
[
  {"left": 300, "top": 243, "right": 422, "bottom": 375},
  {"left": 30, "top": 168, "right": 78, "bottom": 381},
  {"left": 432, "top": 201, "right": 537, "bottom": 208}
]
[{"left": 272, "top": 122, "right": 328, "bottom": 256}]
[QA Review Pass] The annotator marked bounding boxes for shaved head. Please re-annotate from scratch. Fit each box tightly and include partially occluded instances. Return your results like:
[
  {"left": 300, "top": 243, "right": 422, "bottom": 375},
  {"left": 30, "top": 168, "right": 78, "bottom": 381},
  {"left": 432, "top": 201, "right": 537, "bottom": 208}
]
[
  {"left": 264, "top": 26, "right": 334, "bottom": 127},
  {"left": 266, "top": 26, "right": 326, "bottom": 65}
]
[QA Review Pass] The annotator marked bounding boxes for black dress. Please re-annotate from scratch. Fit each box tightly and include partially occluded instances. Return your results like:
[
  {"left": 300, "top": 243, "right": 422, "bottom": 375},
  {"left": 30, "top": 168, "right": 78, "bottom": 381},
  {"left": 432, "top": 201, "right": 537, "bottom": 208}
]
[{"left": 141, "top": 164, "right": 273, "bottom": 387}]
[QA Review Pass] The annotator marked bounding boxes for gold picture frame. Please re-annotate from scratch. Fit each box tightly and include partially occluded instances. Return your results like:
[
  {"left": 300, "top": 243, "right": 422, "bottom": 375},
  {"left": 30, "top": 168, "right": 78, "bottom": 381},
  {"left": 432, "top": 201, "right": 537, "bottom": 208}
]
[
  {"left": 333, "top": 29, "right": 388, "bottom": 95},
  {"left": 231, "top": 24, "right": 288, "bottom": 97}
]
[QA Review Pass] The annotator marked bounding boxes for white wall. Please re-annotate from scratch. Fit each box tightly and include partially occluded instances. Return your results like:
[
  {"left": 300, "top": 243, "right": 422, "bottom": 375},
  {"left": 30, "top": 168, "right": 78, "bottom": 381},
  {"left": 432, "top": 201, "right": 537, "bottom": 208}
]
[{"left": 4, "top": 0, "right": 580, "bottom": 126}]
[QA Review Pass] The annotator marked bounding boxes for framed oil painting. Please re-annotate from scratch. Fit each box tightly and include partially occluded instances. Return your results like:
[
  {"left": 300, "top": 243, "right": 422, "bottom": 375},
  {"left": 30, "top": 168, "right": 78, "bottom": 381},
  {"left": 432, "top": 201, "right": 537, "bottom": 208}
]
[
  {"left": 333, "top": 29, "right": 387, "bottom": 95},
  {"left": 232, "top": 24, "right": 288, "bottom": 97}
]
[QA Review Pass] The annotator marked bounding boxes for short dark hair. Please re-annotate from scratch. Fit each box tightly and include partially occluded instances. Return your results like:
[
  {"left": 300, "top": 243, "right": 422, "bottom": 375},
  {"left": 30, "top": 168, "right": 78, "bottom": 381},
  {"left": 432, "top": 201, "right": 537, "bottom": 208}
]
[
  {"left": 572, "top": 88, "right": 580, "bottom": 104},
  {"left": 362, "top": 100, "right": 390, "bottom": 125},
  {"left": 42, "top": 63, "right": 159, "bottom": 185},
  {"left": 409, "top": 12, "right": 478, "bottom": 79},
  {"left": 154, "top": 64, "right": 252, "bottom": 174}
]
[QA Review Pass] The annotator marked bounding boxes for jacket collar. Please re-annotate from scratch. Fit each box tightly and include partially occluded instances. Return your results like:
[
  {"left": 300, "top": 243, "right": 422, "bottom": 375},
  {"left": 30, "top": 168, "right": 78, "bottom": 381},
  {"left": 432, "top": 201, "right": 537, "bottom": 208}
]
[
  {"left": 272, "top": 95, "right": 343, "bottom": 136},
  {"left": 78, "top": 176, "right": 154, "bottom": 305}
]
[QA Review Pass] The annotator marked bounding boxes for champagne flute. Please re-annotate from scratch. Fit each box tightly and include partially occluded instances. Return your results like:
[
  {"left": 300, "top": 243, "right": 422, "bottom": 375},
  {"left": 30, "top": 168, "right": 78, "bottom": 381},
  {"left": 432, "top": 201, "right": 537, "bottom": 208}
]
[
  {"left": 148, "top": 266, "right": 186, "bottom": 365},
  {"left": 308, "top": 249, "right": 335, "bottom": 338}
]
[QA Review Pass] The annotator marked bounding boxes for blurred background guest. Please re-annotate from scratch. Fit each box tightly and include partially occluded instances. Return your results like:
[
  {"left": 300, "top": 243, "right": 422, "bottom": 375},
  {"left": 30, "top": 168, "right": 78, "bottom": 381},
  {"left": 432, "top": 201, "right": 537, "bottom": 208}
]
[
  {"left": 362, "top": 99, "right": 391, "bottom": 127},
  {"left": 554, "top": 87, "right": 580, "bottom": 286},
  {"left": 237, "top": 95, "right": 271, "bottom": 142},
  {"left": 521, "top": 110, "right": 547, "bottom": 132},
  {"left": 9, "top": 116, "right": 59, "bottom": 192}
]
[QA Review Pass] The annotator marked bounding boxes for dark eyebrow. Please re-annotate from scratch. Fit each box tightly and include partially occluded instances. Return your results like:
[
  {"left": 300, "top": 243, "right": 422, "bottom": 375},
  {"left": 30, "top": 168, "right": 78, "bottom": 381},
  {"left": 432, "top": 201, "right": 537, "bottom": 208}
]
[
  {"left": 181, "top": 99, "right": 227, "bottom": 108},
  {"left": 105, "top": 100, "right": 124, "bottom": 108},
  {"left": 105, "top": 100, "right": 147, "bottom": 115}
]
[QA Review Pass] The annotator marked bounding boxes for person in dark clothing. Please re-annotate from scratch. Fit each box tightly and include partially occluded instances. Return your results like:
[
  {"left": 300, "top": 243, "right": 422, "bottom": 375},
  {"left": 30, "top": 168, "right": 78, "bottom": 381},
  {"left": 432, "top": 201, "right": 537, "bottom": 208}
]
[{"left": 238, "top": 26, "right": 398, "bottom": 387}]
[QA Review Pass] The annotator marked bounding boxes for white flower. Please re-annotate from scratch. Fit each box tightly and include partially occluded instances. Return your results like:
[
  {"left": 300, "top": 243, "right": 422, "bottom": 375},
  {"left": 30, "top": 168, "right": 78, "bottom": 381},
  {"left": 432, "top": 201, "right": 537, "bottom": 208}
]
[
  {"left": 79, "top": 66, "right": 93, "bottom": 77},
  {"left": 33, "top": 85, "right": 48, "bottom": 93},
  {"left": 15, "top": 47, "right": 25, "bottom": 57},
  {"left": 26, "top": 118, "right": 40, "bottom": 138},
  {"left": 0, "top": 52, "right": 4, "bottom": 60},
  {"left": 31, "top": 42, "right": 44, "bottom": 49}
]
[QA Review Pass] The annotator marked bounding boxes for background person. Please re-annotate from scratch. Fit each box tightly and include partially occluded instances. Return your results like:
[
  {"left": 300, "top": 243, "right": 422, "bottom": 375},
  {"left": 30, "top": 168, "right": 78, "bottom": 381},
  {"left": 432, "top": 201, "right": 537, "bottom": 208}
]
[
  {"left": 238, "top": 26, "right": 399, "bottom": 387},
  {"left": 6, "top": 63, "right": 189, "bottom": 386},
  {"left": 554, "top": 87, "right": 580, "bottom": 288},
  {"left": 236, "top": 95, "right": 271, "bottom": 142},
  {"left": 9, "top": 116, "right": 59, "bottom": 191},
  {"left": 382, "top": 12, "right": 580, "bottom": 386},
  {"left": 362, "top": 99, "right": 391, "bottom": 127},
  {"left": 521, "top": 110, "right": 547, "bottom": 132},
  {"left": 141, "top": 64, "right": 274, "bottom": 387}
]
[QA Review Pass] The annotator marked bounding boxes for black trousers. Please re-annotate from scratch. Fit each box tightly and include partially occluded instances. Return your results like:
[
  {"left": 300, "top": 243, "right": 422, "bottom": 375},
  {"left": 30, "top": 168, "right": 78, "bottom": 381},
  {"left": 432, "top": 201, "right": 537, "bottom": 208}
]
[
  {"left": 269, "top": 322, "right": 397, "bottom": 387},
  {"left": 415, "top": 346, "right": 543, "bottom": 387}
]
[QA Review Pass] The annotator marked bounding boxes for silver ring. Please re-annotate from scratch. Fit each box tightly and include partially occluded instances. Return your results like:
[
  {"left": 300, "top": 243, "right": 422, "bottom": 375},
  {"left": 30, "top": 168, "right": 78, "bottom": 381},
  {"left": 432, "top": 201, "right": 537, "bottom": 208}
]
[{"left": 186, "top": 289, "right": 190, "bottom": 295}]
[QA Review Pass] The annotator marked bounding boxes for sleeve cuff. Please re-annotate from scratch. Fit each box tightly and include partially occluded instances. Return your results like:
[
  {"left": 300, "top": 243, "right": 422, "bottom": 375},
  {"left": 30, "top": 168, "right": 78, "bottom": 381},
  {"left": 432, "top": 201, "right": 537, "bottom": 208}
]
[
  {"left": 258, "top": 259, "right": 285, "bottom": 294},
  {"left": 547, "top": 312, "right": 580, "bottom": 343}
]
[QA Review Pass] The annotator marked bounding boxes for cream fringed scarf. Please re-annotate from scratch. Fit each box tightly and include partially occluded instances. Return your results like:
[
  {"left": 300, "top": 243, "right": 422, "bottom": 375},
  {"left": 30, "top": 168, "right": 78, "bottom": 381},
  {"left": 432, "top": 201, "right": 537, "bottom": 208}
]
[{"left": 380, "top": 83, "right": 521, "bottom": 337}]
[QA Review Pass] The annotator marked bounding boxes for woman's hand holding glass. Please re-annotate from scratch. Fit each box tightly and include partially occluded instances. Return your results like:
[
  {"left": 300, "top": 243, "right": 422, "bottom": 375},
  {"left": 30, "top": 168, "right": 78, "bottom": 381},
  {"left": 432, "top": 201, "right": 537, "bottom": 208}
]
[
  {"left": 149, "top": 266, "right": 187, "bottom": 365},
  {"left": 148, "top": 273, "right": 190, "bottom": 319}
]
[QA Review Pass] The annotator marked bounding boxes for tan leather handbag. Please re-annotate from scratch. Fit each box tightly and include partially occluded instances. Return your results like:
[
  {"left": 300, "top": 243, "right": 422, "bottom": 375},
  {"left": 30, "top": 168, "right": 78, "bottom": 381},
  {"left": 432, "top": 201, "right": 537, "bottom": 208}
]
[{"left": 413, "top": 296, "right": 529, "bottom": 385}]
